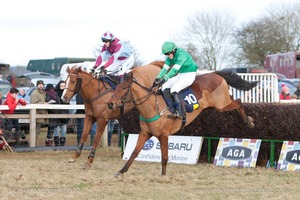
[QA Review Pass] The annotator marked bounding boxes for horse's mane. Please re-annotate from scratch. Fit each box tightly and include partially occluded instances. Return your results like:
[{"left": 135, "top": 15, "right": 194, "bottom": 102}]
[
  {"left": 73, "top": 65, "right": 91, "bottom": 75},
  {"left": 147, "top": 60, "right": 164, "bottom": 69}
]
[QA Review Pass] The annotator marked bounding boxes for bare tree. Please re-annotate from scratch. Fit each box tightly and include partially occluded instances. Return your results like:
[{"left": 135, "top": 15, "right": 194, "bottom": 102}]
[
  {"left": 234, "top": 3, "right": 300, "bottom": 67},
  {"left": 179, "top": 9, "right": 236, "bottom": 70}
]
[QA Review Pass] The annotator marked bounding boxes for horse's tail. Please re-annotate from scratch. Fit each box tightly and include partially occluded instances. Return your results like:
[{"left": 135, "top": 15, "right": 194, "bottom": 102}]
[{"left": 215, "top": 71, "right": 259, "bottom": 91}]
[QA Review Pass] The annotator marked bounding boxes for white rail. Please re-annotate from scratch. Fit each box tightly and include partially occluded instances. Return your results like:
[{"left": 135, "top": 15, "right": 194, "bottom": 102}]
[
  {"left": 229, "top": 73, "right": 279, "bottom": 103},
  {"left": 0, "top": 104, "right": 108, "bottom": 148}
]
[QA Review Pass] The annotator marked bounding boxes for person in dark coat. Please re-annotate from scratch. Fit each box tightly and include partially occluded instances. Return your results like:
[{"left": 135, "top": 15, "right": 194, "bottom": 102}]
[
  {"left": 45, "top": 84, "right": 59, "bottom": 146},
  {"left": 53, "top": 81, "right": 69, "bottom": 146}
]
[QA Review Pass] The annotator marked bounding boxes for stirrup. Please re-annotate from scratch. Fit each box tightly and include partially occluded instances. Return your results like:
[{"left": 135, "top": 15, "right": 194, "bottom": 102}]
[{"left": 167, "top": 111, "right": 183, "bottom": 119}]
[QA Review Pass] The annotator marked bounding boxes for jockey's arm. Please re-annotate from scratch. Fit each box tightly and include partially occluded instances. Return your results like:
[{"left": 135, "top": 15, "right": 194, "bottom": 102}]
[
  {"left": 103, "top": 43, "right": 123, "bottom": 68},
  {"left": 157, "top": 64, "right": 170, "bottom": 79},
  {"left": 163, "top": 64, "right": 180, "bottom": 80},
  {"left": 94, "top": 46, "right": 108, "bottom": 68}
]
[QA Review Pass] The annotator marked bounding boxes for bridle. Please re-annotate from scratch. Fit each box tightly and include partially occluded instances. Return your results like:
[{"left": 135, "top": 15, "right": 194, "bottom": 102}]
[
  {"left": 110, "top": 73, "right": 169, "bottom": 123},
  {"left": 112, "top": 75, "right": 154, "bottom": 108},
  {"left": 65, "top": 71, "right": 113, "bottom": 103}
]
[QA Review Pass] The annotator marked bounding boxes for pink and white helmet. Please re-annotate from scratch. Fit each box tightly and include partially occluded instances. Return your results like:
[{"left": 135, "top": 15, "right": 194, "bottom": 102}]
[{"left": 101, "top": 31, "right": 115, "bottom": 41}]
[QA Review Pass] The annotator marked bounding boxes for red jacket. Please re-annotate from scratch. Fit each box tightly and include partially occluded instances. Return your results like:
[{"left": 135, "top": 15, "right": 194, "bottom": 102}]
[{"left": 2, "top": 92, "right": 27, "bottom": 114}]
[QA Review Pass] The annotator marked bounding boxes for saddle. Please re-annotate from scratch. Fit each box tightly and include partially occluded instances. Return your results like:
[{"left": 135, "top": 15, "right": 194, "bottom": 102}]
[
  {"left": 161, "top": 87, "right": 199, "bottom": 113},
  {"left": 99, "top": 74, "right": 120, "bottom": 90}
]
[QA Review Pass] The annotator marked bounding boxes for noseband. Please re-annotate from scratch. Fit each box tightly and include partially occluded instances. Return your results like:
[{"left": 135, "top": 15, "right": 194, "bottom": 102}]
[{"left": 64, "top": 74, "right": 84, "bottom": 95}]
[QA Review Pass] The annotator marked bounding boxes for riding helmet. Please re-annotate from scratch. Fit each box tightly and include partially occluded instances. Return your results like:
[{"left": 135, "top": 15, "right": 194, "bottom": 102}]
[
  {"left": 161, "top": 41, "right": 177, "bottom": 54},
  {"left": 101, "top": 31, "right": 115, "bottom": 41}
]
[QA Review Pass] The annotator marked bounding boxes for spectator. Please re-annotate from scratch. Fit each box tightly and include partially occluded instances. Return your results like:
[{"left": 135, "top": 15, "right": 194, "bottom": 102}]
[
  {"left": 294, "top": 82, "right": 300, "bottom": 99},
  {"left": 279, "top": 84, "right": 291, "bottom": 100},
  {"left": 53, "top": 81, "right": 68, "bottom": 146},
  {"left": 44, "top": 84, "right": 59, "bottom": 146},
  {"left": 291, "top": 94, "right": 297, "bottom": 99},
  {"left": 30, "top": 80, "right": 48, "bottom": 145},
  {"left": 76, "top": 92, "right": 96, "bottom": 145},
  {"left": 17, "top": 89, "right": 26, "bottom": 99},
  {"left": 107, "top": 119, "right": 122, "bottom": 146},
  {"left": 2, "top": 87, "right": 27, "bottom": 141}
]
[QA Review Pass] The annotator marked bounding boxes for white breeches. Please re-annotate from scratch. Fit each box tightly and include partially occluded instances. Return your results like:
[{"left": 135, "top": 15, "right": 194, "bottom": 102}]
[
  {"left": 106, "top": 54, "right": 135, "bottom": 76},
  {"left": 162, "top": 72, "right": 196, "bottom": 93}
]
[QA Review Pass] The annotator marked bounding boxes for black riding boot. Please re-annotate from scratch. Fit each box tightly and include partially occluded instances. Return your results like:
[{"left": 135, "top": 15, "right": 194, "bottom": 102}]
[
  {"left": 60, "top": 137, "right": 66, "bottom": 146},
  {"left": 167, "top": 92, "right": 183, "bottom": 119},
  {"left": 162, "top": 89, "right": 175, "bottom": 112},
  {"left": 54, "top": 136, "right": 60, "bottom": 146}
]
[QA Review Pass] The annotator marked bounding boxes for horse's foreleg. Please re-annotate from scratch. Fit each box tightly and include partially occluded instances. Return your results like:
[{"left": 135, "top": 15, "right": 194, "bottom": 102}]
[
  {"left": 85, "top": 120, "right": 107, "bottom": 170},
  {"left": 69, "top": 117, "right": 94, "bottom": 163},
  {"left": 116, "top": 131, "right": 151, "bottom": 178},
  {"left": 159, "top": 134, "right": 169, "bottom": 176}
]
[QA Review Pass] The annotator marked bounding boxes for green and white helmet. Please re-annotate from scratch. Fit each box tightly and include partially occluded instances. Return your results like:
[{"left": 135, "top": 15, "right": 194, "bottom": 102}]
[{"left": 161, "top": 41, "right": 177, "bottom": 54}]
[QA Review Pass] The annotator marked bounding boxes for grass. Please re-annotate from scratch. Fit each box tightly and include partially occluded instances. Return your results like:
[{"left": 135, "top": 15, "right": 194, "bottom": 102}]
[{"left": 1, "top": 145, "right": 299, "bottom": 200}]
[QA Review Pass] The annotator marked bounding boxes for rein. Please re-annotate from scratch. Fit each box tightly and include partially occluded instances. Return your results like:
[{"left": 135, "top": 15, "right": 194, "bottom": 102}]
[
  {"left": 65, "top": 73, "right": 112, "bottom": 103},
  {"left": 116, "top": 77, "right": 166, "bottom": 123}
]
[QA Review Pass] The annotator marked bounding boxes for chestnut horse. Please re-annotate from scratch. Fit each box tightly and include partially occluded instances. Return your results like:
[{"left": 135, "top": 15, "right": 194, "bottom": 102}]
[
  {"left": 61, "top": 63, "right": 163, "bottom": 169},
  {"left": 107, "top": 67, "right": 258, "bottom": 176}
]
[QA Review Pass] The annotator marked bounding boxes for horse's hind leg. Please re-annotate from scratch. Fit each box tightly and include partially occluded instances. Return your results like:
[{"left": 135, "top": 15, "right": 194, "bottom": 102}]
[
  {"left": 221, "top": 99, "right": 254, "bottom": 128},
  {"left": 116, "top": 131, "right": 151, "bottom": 178}
]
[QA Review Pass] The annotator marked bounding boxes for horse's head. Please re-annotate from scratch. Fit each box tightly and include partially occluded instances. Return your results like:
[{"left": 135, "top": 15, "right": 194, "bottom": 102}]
[
  {"left": 107, "top": 72, "right": 133, "bottom": 110},
  {"left": 62, "top": 65, "right": 83, "bottom": 103}
]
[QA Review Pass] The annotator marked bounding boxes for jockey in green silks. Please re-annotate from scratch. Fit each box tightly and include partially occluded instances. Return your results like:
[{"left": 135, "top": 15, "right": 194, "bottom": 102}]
[{"left": 152, "top": 41, "right": 198, "bottom": 119}]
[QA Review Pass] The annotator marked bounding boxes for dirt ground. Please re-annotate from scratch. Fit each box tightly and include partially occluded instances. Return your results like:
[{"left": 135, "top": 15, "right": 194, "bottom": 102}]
[{"left": 1, "top": 142, "right": 300, "bottom": 200}]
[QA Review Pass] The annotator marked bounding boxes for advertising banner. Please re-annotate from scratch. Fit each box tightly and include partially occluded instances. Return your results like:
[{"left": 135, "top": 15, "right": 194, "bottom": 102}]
[
  {"left": 277, "top": 141, "right": 300, "bottom": 171},
  {"left": 214, "top": 138, "right": 261, "bottom": 167},
  {"left": 123, "top": 134, "right": 203, "bottom": 165}
]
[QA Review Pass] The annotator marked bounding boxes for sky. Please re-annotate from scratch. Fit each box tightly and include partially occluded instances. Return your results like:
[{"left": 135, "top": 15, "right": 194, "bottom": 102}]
[{"left": 0, "top": 0, "right": 299, "bottom": 67}]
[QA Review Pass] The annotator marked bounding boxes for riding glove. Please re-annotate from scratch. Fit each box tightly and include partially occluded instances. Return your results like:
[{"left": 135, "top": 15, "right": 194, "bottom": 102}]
[
  {"left": 100, "top": 66, "right": 106, "bottom": 71},
  {"left": 152, "top": 78, "right": 165, "bottom": 88},
  {"left": 157, "top": 78, "right": 166, "bottom": 88},
  {"left": 152, "top": 78, "right": 160, "bottom": 87}
]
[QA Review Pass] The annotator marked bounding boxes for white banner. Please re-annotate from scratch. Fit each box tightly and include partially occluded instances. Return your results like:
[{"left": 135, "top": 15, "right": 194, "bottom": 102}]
[
  {"left": 123, "top": 134, "right": 203, "bottom": 165},
  {"left": 214, "top": 138, "right": 261, "bottom": 168},
  {"left": 277, "top": 141, "right": 300, "bottom": 171}
]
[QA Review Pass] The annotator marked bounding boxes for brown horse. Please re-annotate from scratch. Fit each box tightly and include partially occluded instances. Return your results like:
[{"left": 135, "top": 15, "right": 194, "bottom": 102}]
[
  {"left": 107, "top": 67, "right": 258, "bottom": 176},
  {"left": 61, "top": 63, "right": 163, "bottom": 168}
]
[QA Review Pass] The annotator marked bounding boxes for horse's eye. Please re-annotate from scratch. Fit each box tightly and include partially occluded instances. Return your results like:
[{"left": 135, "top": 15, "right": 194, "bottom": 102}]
[{"left": 122, "top": 86, "right": 127, "bottom": 90}]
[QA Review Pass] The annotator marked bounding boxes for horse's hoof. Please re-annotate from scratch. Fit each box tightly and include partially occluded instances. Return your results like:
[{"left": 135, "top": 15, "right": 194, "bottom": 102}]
[
  {"left": 248, "top": 116, "right": 254, "bottom": 123},
  {"left": 248, "top": 122, "right": 255, "bottom": 128},
  {"left": 84, "top": 162, "right": 92, "bottom": 170},
  {"left": 68, "top": 157, "right": 77, "bottom": 163},
  {"left": 115, "top": 172, "right": 124, "bottom": 179}
]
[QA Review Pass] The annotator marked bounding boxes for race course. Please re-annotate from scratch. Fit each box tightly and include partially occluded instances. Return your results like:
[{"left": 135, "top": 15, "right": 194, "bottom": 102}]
[{"left": 0, "top": 146, "right": 299, "bottom": 200}]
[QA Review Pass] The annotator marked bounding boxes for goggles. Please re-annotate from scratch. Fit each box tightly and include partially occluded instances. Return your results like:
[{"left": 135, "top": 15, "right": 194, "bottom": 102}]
[{"left": 102, "top": 39, "right": 111, "bottom": 43}]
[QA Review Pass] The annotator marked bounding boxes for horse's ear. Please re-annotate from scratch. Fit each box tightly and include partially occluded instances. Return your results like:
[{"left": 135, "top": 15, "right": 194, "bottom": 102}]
[
  {"left": 123, "top": 71, "right": 132, "bottom": 80},
  {"left": 67, "top": 66, "right": 70, "bottom": 73}
]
